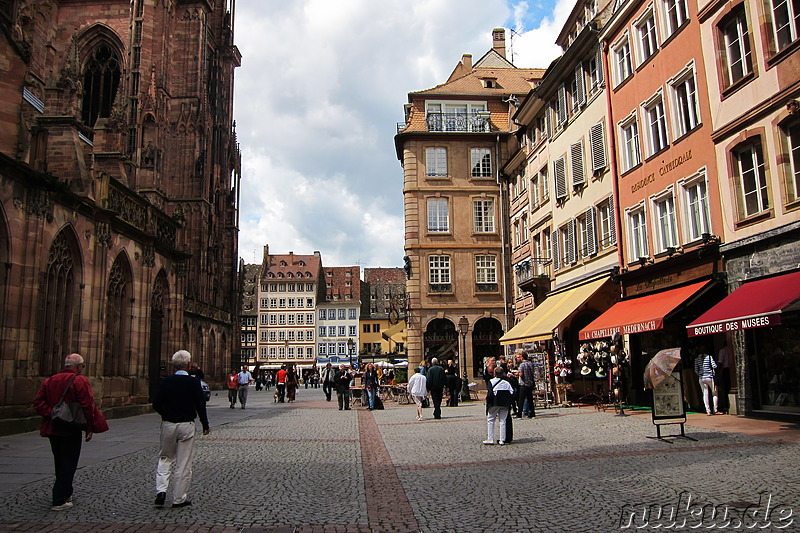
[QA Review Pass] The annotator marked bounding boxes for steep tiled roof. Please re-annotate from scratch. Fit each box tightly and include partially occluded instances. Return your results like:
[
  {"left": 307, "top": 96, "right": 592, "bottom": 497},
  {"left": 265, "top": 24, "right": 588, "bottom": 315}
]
[
  {"left": 364, "top": 268, "right": 406, "bottom": 284},
  {"left": 413, "top": 67, "right": 545, "bottom": 97},
  {"left": 263, "top": 252, "right": 322, "bottom": 280},
  {"left": 324, "top": 266, "right": 361, "bottom": 302}
]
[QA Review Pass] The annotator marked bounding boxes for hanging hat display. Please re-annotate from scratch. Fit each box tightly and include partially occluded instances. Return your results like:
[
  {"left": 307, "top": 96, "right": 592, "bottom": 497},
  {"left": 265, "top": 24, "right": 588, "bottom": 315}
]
[
  {"left": 595, "top": 368, "right": 607, "bottom": 378},
  {"left": 581, "top": 365, "right": 592, "bottom": 376}
]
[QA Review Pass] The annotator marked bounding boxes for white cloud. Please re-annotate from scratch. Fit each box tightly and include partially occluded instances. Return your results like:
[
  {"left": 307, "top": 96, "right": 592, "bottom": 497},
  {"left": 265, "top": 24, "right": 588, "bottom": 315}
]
[{"left": 234, "top": 0, "right": 566, "bottom": 269}]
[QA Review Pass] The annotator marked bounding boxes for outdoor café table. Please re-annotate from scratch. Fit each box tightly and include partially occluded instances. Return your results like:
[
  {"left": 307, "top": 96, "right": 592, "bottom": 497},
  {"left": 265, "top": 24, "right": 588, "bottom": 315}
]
[
  {"left": 392, "top": 384, "right": 411, "bottom": 404},
  {"left": 350, "top": 387, "right": 364, "bottom": 407}
]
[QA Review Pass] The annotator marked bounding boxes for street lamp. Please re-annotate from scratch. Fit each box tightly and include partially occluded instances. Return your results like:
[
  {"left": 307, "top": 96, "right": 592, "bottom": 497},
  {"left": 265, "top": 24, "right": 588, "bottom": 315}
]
[
  {"left": 457, "top": 316, "right": 471, "bottom": 402},
  {"left": 347, "top": 338, "right": 355, "bottom": 367}
]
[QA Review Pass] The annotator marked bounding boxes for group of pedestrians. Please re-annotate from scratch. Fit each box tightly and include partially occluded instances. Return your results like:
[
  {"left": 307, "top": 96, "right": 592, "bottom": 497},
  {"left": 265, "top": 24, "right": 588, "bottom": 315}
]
[
  {"left": 34, "top": 350, "right": 208, "bottom": 511},
  {"left": 482, "top": 350, "right": 538, "bottom": 445},
  {"left": 226, "top": 367, "right": 253, "bottom": 409}
]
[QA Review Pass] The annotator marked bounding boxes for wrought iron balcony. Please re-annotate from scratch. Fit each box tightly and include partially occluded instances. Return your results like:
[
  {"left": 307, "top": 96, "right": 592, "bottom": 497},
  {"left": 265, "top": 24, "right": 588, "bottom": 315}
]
[
  {"left": 476, "top": 283, "right": 499, "bottom": 292},
  {"left": 426, "top": 112, "right": 491, "bottom": 133},
  {"left": 429, "top": 283, "right": 452, "bottom": 293},
  {"left": 515, "top": 258, "right": 552, "bottom": 291}
]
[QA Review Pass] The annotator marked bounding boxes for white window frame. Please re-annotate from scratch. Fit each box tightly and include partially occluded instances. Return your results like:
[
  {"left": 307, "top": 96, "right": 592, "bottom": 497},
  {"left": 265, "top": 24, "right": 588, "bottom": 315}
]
[
  {"left": 722, "top": 8, "right": 753, "bottom": 86},
  {"left": 735, "top": 141, "right": 770, "bottom": 218},
  {"left": 471, "top": 148, "right": 492, "bottom": 178},
  {"left": 668, "top": 62, "right": 700, "bottom": 138},
  {"left": 475, "top": 255, "right": 497, "bottom": 284},
  {"left": 598, "top": 196, "right": 616, "bottom": 250},
  {"left": 642, "top": 91, "right": 669, "bottom": 157},
  {"left": 662, "top": 0, "right": 689, "bottom": 37},
  {"left": 612, "top": 33, "right": 633, "bottom": 87},
  {"left": 627, "top": 204, "right": 649, "bottom": 262},
  {"left": 786, "top": 121, "right": 800, "bottom": 203},
  {"left": 473, "top": 198, "right": 495, "bottom": 233},
  {"left": 772, "top": 0, "right": 800, "bottom": 50},
  {"left": 619, "top": 112, "right": 642, "bottom": 172},
  {"left": 635, "top": 8, "right": 659, "bottom": 65},
  {"left": 678, "top": 169, "right": 711, "bottom": 243},
  {"left": 425, "top": 147, "right": 448, "bottom": 177},
  {"left": 428, "top": 255, "right": 451, "bottom": 285},
  {"left": 427, "top": 197, "right": 450, "bottom": 233},
  {"left": 650, "top": 187, "right": 679, "bottom": 253}
]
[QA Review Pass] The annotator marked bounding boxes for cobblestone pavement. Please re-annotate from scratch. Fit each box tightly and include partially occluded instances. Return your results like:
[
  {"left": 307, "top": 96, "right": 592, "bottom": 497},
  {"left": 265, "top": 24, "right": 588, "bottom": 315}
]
[{"left": 0, "top": 386, "right": 797, "bottom": 533}]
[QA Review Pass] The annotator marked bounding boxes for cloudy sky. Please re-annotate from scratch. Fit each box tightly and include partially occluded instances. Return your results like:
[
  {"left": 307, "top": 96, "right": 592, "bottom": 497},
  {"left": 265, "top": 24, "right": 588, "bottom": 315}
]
[{"left": 233, "top": 0, "right": 573, "bottom": 269}]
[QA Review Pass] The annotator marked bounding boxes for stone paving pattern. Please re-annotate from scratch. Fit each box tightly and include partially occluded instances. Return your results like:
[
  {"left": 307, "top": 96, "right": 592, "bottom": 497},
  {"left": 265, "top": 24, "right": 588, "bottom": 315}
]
[{"left": 0, "top": 387, "right": 797, "bottom": 532}]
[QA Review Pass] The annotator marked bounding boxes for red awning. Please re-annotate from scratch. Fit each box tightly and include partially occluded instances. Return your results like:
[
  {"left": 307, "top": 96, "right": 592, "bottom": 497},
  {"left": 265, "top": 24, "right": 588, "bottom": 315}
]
[
  {"left": 579, "top": 281, "right": 712, "bottom": 340},
  {"left": 687, "top": 271, "right": 800, "bottom": 337}
]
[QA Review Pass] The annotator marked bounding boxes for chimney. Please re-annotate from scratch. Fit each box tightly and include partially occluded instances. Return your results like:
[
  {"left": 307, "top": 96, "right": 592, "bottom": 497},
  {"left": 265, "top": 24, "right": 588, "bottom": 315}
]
[
  {"left": 289, "top": 251, "right": 294, "bottom": 265},
  {"left": 462, "top": 54, "right": 472, "bottom": 71},
  {"left": 492, "top": 28, "right": 506, "bottom": 58}
]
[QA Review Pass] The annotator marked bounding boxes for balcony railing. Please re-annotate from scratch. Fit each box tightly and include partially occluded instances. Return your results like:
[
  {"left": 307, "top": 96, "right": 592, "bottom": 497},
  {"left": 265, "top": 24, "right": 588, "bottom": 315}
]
[
  {"left": 426, "top": 113, "right": 491, "bottom": 133},
  {"left": 476, "top": 282, "right": 499, "bottom": 292},
  {"left": 429, "top": 283, "right": 452, "bottom": 293}
]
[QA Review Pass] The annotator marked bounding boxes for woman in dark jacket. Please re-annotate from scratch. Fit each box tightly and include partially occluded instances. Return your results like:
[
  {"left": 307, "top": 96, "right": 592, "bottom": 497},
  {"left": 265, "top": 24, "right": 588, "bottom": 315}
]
[
  {"left": 363, "top": 363, "right": 380, "bottom": 410},
  {"left": 285, "top": 364, "right": 299, "bottom": 402}
]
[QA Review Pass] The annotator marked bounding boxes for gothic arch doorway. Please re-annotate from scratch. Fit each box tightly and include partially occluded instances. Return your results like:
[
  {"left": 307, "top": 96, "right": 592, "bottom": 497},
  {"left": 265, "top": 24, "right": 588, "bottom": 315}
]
[
  {"left": 423, "top": 318, "right": 457, "bottom": 363},
  {"left": 472, "top": 317, "right": 503, "bottom": 378},
  {"left": 148, "top": 270, "right": 168, "bottom": 401}
]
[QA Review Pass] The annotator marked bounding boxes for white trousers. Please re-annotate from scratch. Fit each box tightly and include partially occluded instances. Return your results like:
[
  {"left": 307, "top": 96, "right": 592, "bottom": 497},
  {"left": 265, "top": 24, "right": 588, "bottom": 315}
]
[
  {"left": 487, "top": 406, "right": 509, "bottom": 443},
  {"left": 699, "top": 378, "right": 718, "bottom": 414},
  {"left": 156, "top": 421, "right": 196, "bottom": 504}
]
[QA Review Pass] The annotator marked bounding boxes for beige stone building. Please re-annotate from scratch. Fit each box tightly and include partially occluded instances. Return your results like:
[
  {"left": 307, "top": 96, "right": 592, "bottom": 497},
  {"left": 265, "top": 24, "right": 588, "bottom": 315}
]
[
  {"left": 255, "top": 247, "right": 325, "bottom": 370},
  {"left": 395, "top": 29, "right": 545, "bottom": 382}
]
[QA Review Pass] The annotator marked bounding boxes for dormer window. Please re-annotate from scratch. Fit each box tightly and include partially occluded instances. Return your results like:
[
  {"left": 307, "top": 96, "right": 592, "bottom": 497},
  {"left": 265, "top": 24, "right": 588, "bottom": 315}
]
[{"left": 482, "top": 78, "right": 499, "bottom": 89}]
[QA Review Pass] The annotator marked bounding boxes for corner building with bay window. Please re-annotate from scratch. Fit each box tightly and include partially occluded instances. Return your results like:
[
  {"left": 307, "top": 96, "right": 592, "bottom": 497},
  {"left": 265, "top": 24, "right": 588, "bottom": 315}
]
[{"left": 395, "top": 29, "right": 545, "bottom": 382}]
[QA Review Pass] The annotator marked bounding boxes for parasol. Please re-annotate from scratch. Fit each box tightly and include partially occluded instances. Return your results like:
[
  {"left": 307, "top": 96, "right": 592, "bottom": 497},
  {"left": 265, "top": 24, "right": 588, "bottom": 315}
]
[{"left": 643, "top": 348, "right": 682, "bottom": 389}]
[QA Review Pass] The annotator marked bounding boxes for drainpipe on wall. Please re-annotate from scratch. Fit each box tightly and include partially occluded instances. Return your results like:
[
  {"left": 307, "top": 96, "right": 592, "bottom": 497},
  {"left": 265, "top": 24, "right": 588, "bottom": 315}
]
[
  {"left": 496, "top": 133, "right": 511, "bottom": 332},
  {"left": 601, "top": 39, "right": 625, "bottom": 299}
]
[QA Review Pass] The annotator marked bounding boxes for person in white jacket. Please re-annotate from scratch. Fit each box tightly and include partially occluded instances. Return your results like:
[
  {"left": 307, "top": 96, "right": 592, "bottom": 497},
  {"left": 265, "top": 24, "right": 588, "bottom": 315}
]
[{"left": 407, "top": 366, "right": 428, "bottom": 420}]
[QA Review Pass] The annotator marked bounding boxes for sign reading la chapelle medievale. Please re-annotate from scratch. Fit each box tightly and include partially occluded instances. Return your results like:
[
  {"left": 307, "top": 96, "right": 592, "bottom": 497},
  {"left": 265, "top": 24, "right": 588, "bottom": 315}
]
[{"left": 628, "top": 149, "right": 694, "bottom": 194}]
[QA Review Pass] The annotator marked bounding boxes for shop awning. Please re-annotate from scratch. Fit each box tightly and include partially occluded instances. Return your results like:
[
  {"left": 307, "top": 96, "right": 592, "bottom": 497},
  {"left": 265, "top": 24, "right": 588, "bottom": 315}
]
[
  {"left": 381, "top": 320, "right": 407, "bottom": 342},
  {"left": 500, "top": 278, "right": 608, "bottom": 345},
  {"left": 687, "top": 271, "right": 800, "bottom": 337},
  {"left": 579, "top": 280, "right": 712, "bottom": 340}
]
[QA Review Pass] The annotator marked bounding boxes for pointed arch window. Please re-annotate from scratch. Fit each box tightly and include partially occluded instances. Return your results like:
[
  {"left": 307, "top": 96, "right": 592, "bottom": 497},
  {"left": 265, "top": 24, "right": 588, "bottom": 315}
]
[
  {"left": 40, "top": 231, "right": 80, "bottom": 376},
  {"left": 104, "top": 256, "right": 132, "bottom": 376},
  {"left": 82, "top": 44, "right": 121, "bottom": 127}
]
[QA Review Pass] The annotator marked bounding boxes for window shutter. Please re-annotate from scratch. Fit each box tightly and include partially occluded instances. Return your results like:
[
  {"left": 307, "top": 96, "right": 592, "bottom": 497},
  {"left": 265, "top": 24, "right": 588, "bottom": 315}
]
[
  {"left": 552, "top": 233, "right": 561, "bottom": 271},
  {"left": 587, "top": 207, "right": 598, "bottom": 256},
  {"left": 571, "top": 141, "right": 585, "bottom": 187},
  {"left": 596, "top": 47, "right": 604, "bottom": 86},
  {"left": 574, "top": 65, "right": 586, "bottom": 108},
  {"left": 590, "top": 122, "right": 607, "bottom": 172},
  {"left": 557, "top": 85, "right": 567, "bottom": 125},
  {"left": 567, "top": 219, "right": 577, "bottom": 264},
  {"left": 609, "top": 196, "right": 617, "bottom": 245},
  {"left": 554, "top": 157, "right": 567, "bottom": 200},
  {"left": 545, "top": 109, "right": 552, "bottom": 138}
]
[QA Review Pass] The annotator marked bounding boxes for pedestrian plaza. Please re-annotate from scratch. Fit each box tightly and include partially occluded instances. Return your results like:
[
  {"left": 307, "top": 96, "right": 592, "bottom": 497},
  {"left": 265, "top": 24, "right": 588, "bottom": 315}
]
[{"left": 0, "top": 386, "right": 797, "bottom": 532}]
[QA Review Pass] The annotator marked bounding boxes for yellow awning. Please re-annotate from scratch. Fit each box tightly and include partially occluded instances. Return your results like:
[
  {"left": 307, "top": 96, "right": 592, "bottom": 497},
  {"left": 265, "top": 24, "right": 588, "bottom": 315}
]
[
  {"left": 500, "top": 278, "right": 608, "bottom": 345},
  {"left": 381, "top": 320, "right": 406, "bottom": 342}
]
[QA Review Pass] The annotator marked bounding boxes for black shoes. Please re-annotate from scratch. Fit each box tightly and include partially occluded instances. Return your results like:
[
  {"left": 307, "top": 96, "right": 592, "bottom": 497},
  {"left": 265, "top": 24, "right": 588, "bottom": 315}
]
[
  {"left": 172, "top": 501, "right": 192, "bottom": 508},
  {"left": 154, "top": 492, "right": 166, "bottom": 507}
]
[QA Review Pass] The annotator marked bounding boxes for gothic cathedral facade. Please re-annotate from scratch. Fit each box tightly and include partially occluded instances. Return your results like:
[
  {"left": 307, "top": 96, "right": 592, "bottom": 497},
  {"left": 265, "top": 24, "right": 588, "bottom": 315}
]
[{"left": 0, "top": 0, "right": 241, "bottom": 430}]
